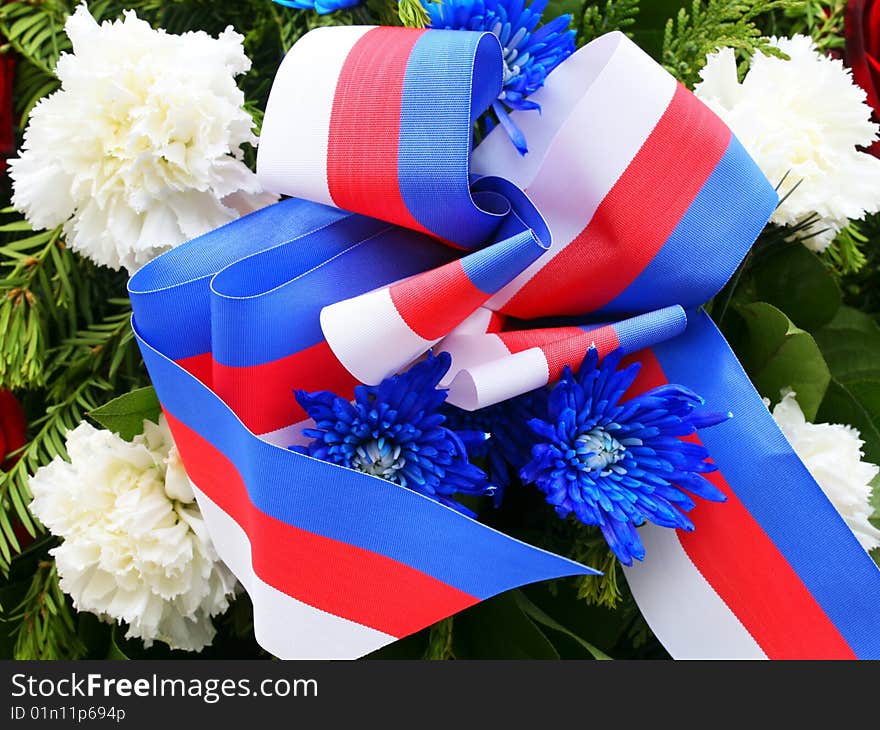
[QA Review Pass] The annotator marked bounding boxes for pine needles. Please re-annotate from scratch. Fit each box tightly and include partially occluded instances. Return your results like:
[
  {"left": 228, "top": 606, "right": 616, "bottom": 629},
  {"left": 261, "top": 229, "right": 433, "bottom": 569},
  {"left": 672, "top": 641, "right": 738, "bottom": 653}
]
[
  {"left": 0, "top": 297, "right": 139, "bottom": 572},
  {"left": 5, "top": 561, "right": 85, "bottom": 660},
  {"left": 581, "top": 0, "right": 640, "bottom": 44},
  {"left": 0, "top": 218, "right": 65, "bottom": 390},
  {"left": 0, "top": 205, "right": 142, "bottom": 571},
  {"left": 824, "top": 224, "right": 869, "bottom": 276},
  {"left": 569, "top": 527, "right": 624, "bottom": 609},
  {"left": 663, "top": 0, "right": 801, "bottom": 85},
  {"left": 784, "top": 0, "right": 847, "bottom": 52},
  {"left": 0, "top": 0, "right": 70, "bottom": 77},
  {"left": 398, "top": 0, "right": 430, "bottom": 28}
]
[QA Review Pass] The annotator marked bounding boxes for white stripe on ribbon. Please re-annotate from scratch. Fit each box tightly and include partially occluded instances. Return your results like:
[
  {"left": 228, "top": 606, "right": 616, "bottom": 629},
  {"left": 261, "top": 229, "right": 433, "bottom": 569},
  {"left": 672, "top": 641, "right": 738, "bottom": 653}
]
[
  {"left": 623, "top": 523, "right": 767, "bottom": 660},
  {"left": 472, "top": 32, "right": 678, "bottom": 309},
  {"left": 438, "top": 332, "right": 511, "bottom": 388},
  {"left": 257, "top": 26, "right": 373, "bottom": 206},
  {"left": 192, "top": 482, "right": 396, "bottom": 660},
  {"left": 257, "top": 418, "right": 314, "bottom": 447},
  {"left": 446, "top": 347, "right": 549, "bottom": 411},
  {"left": 445, "top": 306, "right": 498, "bottom": 337},
  {"left": 321, "top": 286, "right": 434, "bottom": 385}
]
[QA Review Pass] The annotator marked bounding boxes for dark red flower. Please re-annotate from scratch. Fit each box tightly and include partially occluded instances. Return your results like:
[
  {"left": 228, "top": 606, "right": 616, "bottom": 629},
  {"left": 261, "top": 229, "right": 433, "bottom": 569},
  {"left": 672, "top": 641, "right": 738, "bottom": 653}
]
[
  {"left": 0, "top": 389, "right": 25, "bottom": 467},
  {"left": 0, "top": 389, "right": 33, "bottom": 552},
  {"left": 846, "top": 0, "right": 880, "bottom": 155},
  {"left": 0, "top": 21, "right": 15, "bottom": 172}
]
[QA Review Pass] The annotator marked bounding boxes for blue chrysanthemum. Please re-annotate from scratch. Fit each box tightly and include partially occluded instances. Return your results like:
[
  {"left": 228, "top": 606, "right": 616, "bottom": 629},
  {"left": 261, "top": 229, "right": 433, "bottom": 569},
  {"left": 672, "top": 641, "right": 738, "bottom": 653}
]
[
  {"left": 272, "top": 0, "right": 360, "bottom": 15},
  {"left": 426, "top": 0, "right": 576, "bottom": 153},
  {"left": 294, "top": 352, "right": 492, "bottom": 516},
  {"left": 520, "top": 347, "right": 731, "bottom": 566},
  {"left": 443, "top": 388, "right": 546, "bottom": 506}
]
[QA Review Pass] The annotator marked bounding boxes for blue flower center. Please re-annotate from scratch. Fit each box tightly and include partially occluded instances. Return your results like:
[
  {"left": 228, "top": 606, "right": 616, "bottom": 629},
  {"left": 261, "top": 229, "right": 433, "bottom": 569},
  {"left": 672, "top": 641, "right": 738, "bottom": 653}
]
[
  {"left": 575, "top": 428, "right": 625, "bottom": 474},
  {"left": 495, "top": 24, "right": 529, "bottom": 94},
  {"left": 352, "top": 438, "right": 406, "bottom": 483}
]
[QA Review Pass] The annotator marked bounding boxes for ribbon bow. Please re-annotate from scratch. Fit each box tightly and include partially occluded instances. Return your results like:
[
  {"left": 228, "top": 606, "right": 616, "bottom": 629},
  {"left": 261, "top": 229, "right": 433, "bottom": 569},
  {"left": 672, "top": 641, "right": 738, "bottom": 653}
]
[{"left": 130, "top": 28, "right": 880, "bottom": 659}]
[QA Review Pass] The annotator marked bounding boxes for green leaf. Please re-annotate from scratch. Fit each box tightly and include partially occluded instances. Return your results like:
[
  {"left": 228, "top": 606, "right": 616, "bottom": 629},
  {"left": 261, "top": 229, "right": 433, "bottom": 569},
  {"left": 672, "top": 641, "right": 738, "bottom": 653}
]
[
  {"left": 88, "top": 387, "right": 161, "bottom": 441},
  {"left": 452, "top": 591, "right": 560, "bottom": 659},
  {"left": 513, "top": 590, "right": 612, "bottom": 660},
  {"left": 106, "top": 628, "right": 130, "bottom": 661},
  {"left": 814, "top": 307, "right": 880, "bottom": 385},
  {"left": 816, "top": 380, "right": 880, "bottom": 466},
  {"left": 749, "top": 244, "right": 841, "bottom": 331},
  {"left": 730, "top": 302, "right": 830, "bottom": 419},
  {"left": 813, "top": 306, "right": 880, "bottom": 473}
]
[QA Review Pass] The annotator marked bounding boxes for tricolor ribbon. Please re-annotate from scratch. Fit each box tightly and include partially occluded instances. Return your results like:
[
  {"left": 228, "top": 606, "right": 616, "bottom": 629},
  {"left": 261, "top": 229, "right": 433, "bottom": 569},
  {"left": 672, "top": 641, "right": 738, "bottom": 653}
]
[{"left": 130, "top": 27, "right": 880, "bottom": 659}]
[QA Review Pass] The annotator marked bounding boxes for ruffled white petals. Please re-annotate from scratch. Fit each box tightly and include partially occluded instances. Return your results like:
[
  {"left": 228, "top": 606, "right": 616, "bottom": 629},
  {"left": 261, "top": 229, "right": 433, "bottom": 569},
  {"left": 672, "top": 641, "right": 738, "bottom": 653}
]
[
  {"left": 9, "top": 5, "right": 277, "bottom": 273},
  {"left": 29, "top": 416, "right": 238, "bottom": 652},
  {"left": 695, "top": 35, "right": 880, "bottom": 252},
  {"left": 769, "top": 390, "right": 880, "bottom": 553}
]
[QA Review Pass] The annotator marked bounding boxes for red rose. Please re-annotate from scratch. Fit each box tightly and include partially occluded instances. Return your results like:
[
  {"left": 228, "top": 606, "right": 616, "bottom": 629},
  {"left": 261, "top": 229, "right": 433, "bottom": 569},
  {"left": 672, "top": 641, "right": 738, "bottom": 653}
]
[
  {"left": 0, "top": 389, "right": 32, "bottom": 553},
  {"left": 0, "top": 389, "right": 25, "bottom": 468},
  {"left": 846, "top": 0, "right": 880, "bottom": 155},
  {"left": 1, "top": 0, "right": 15, "bottom": 173}
]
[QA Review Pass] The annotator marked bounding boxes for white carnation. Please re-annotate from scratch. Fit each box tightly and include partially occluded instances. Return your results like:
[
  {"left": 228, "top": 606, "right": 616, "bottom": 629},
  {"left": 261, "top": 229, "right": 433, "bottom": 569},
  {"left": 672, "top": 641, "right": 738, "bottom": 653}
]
[
  {"left": 768, "top": 390, "right": 880, "bottom": 553},
  {"left": 695, "top": 35, "right": 880, "bottom": 252},
  {"left": 9, "top": 5, "right": 275, "bottom": 273},
  {"left": 29, "top": 416, "right": 239, "bottom": 651}
]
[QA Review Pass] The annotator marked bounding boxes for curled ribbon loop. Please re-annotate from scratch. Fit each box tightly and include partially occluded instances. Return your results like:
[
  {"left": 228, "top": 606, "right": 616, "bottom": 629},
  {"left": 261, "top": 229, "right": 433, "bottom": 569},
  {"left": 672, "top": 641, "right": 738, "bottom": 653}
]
[
  {"left": 131, "top": 27, "right": 880, "bottom": 659},
  {"left": 258, "top": 27, "right": 776, "bottom": 409}
]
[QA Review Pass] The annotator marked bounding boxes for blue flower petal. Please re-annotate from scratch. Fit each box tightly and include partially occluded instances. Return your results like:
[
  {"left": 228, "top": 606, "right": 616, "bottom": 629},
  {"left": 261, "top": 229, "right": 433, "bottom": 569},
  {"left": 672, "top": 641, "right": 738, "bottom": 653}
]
[
  {"left": 294, "top": 352, "right": 493, "bottom": 512},
  {"left": 426, "top": 0, "right": 574, "bottom": 150},
  {"left": 520, "top": 346, "right": 732, "bottom": 564}
]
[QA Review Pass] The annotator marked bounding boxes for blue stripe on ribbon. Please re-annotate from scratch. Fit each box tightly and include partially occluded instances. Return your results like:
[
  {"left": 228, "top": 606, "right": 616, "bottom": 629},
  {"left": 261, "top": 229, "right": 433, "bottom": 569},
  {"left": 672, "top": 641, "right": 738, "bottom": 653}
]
[
  {"left": 398, "top": 30, "right": 505, "bottom": 248},
  {"left": 128, "top": 198, "right": 350, "bottom": 361},
  {"left": 612, "top": 306, "right": 688, "bottom": 354},
  {"left": 130, "top": 199, "right": 456, "bottom": 368},
  {"left": 135, "top": 324, "right": 596, "bottom": 598},
  {"left": 210, "top": 222, "right": 454, "bottom": 367},
  {"left": 653, "top": 311, "right": 880, "bottom": 659},
  {"left": 598, "top": 136, "right": 778, "bottom": 316},
  {"left": 460, "top": 229, "right": 546, "bottom": 294}
]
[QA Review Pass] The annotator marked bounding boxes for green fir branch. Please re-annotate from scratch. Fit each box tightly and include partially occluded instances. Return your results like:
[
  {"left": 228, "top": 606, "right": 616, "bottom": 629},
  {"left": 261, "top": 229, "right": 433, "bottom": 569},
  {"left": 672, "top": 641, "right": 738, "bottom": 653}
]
[
  {"left": 0, "top": 0, "right": 69, "bottom": 77},
  {"left": 0, "top": 376, "right": 114, "bottom": 570},
  {"left": 580, "top": 0, "right": 640, "bottom": 45},
  {"left": 423, "top": 617, "right": 455, "bottom": 659},
  {"left": 569, "top": 526, "right": 624, "bottom": 609},
  {"left": 783, "top": 0, "right": 847, "bottom": 52},
  {"left": 5, "top": 561, "right": 85, "bottom": 660},
  {"left": 263, "top": 0, "right": 310, "bottom": 53},
  {"left": 823, "top": 223, "right": 869, "bottom": 276},
  {"left": 362, "top": 0, "right": 401, "bottom": 26},
  {"left": 662, "top": 0, "right": 800, "bottom": 86},
  {"left": 0, "top": 298, "right": 142, "bottom": 573},
  {"left": 10, "top": 56, "right": 59, "bottom": 126},
  {"left": 398, "top": 0, "right": 430, "bottom": 28},
  {"left": 0, "top": 220, "right": 64, "bottom": 390},
  {"left": 0, "top": 210, "right": 119, "bottom": 391},
  {"left": 838, "top": 213, "right": 880, "bottom": 314}
]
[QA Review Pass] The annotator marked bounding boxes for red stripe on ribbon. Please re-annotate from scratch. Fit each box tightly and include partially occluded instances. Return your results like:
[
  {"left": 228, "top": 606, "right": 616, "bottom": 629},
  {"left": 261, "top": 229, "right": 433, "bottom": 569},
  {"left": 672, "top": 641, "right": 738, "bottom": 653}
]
[
  {"left": 508, "top": 84, "right": 731, "bottom": 317},
  {"left": 166, "top": 412, "right": 479, "bottom": 638},
  {"left": 327, "top": 27, "right": 431, "bottom": 234},
  {"left": 486, "top": 311, "right": 505, "bottom": 333},
  {"left": 626, "top": 351, "right": 857, "bottom": 659},
  {"left": 499, "top": 325, "right": 620, "bottom": 381},
  {"left": 390, "top": 261, "right": 491, "bottom": 341},
  {"left": 178, "top": 353, "right": 214, "bottom": 387},
  {"left": 210, "top": 341, "right": 359, "bottom": 436}
]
